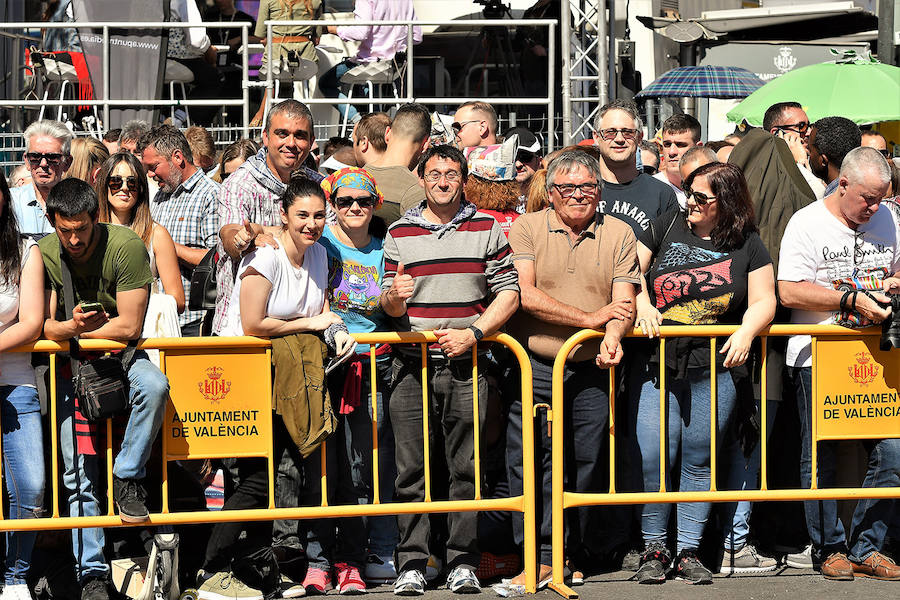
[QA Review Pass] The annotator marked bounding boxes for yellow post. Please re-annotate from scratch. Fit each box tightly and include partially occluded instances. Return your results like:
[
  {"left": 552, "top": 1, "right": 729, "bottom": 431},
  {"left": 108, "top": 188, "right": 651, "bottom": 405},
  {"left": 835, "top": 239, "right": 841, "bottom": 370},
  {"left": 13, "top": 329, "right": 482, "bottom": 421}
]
[
  {"left": 608, "top": 366, "right": 616, "bottom": 494},
  {"left": 659, "top": 338, "right": 667, "bottom": 493},
  {"left": 760, "top": 336, "right": 768, "bottom": 491},
  {"left": 472, "top": 345, "right": 482, "bottom": 501},
  {"left": 160, "top": 350, "right": 170, "bottom": 514},
  {"left": 106, "top": 419, "right": 114, "bottom": 516},
  {"left": 709, "top": 337, "right": 717, "bottom": 492},
  {"left": 320, "top": 440, "right": 329, "bottom": 507},
  {"left": 370, "top": 346, "right": 380, "bottom": 504},
  {"left": 267, "top": 348, "right": 276, "bottom": 510},
  {"left": 421, "top": 344, "right": 431, "bottom": 503},
  {"left": 811, "top": 336, "right": 818, "bottom": 490},
  {"left": 50, "top": 353, "right": 60, "bottom": 517}
]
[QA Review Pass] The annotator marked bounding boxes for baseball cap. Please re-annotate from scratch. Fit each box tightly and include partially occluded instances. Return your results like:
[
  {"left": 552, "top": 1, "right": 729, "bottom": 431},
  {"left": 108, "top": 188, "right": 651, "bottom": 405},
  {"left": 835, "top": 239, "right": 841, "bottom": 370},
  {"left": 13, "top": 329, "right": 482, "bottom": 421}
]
[{"left": 503, "top": 127, "right": 541, "bottom": 154}]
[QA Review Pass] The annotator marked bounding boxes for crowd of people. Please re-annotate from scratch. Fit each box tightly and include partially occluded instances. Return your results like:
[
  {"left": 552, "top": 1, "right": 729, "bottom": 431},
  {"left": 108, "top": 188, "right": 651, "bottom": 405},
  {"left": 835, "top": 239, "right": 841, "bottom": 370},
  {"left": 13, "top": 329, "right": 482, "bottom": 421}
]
[{"left": 1, "top": 94, "right": 899, "bottom": 600}]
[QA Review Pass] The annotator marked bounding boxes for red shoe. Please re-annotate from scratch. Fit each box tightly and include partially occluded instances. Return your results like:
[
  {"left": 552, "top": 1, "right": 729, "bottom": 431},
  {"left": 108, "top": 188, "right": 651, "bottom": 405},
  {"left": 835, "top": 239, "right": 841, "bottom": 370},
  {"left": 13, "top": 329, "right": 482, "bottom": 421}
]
[
  {"left": 335, "top": 562, "right": 367, "bottom": 595},
  {"left": 476, "top": 552, "right": 521, "bottom": 580},
  {"left": 302, "top": 567, "right": 332, "bottom": 595}
]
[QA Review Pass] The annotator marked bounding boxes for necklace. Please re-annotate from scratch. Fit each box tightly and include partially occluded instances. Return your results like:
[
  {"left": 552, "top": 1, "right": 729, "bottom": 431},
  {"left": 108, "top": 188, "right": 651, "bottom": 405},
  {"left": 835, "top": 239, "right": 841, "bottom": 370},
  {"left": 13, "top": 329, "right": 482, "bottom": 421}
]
[{"left": 219, "top": 11, "right": 235, "bottom": 45}]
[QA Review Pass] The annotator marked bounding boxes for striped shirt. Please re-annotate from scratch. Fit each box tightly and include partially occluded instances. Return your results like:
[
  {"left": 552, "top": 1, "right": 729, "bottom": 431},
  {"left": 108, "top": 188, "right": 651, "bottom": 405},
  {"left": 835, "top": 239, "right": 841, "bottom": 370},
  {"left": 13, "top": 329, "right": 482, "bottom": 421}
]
[
  {"left": 381, "top": 199, "right": 518, "bottom": 341},
  {"left": 151, "top": 167, "right": 220, "bottom": 327}
]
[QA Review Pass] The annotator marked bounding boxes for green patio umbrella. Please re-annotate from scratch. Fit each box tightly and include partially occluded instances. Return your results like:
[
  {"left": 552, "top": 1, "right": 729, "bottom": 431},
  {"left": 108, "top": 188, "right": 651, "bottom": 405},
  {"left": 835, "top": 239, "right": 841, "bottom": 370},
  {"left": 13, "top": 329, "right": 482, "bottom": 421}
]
[{"left": 726, "top": 52, "right": 900, "bottom": 126}]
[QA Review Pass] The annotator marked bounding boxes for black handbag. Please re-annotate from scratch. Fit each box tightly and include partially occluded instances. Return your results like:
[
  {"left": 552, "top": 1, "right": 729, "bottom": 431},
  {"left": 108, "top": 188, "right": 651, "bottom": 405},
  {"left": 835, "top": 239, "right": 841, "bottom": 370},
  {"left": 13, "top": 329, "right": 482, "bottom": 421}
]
[
  {"left": 60, "top": 248, "right": 134, "bottom": 422},
  {"left": 188, "top": 248, "right": 218, "bottom": 311}
]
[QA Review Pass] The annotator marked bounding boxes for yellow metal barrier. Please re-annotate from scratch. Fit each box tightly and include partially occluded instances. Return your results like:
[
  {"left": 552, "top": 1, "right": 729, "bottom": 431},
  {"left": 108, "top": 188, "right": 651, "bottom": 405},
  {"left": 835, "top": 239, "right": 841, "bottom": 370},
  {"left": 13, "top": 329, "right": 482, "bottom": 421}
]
[
  {"left": 4, "top": 332, "right": 538, "bottom": 593},
  {"left": 549, "top": 325, "right": 900, "bottom": 599}
]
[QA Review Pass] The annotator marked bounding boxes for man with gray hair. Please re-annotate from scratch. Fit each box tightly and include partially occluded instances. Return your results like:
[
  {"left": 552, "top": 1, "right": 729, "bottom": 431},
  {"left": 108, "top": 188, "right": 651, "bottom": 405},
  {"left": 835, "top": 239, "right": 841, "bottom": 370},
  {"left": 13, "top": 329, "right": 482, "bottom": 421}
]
[
  {"left": 138, "top": 124, "right": 220, "bottom": 336},
  {"left": 12, "top": 119, "right": 72, "bottom": 237},
  {"left": 778, "top": 146, "right": 900, "bottom": 581},
  {"left": 118, "top": 120, "right": 150, "bottom": 154},
  {"left": 592, "top": 100, "right": 678, "bottom": 236},
  {"left": 506, "top": 150, "right": 641, "bottom": 585}
]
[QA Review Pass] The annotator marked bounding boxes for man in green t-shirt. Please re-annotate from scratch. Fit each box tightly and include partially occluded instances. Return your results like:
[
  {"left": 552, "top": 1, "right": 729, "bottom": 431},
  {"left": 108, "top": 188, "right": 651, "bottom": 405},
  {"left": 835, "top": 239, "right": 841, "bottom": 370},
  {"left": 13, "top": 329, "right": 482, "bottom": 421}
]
[{"left": 39, "top": 178, "right": 169, "bottom": 600}]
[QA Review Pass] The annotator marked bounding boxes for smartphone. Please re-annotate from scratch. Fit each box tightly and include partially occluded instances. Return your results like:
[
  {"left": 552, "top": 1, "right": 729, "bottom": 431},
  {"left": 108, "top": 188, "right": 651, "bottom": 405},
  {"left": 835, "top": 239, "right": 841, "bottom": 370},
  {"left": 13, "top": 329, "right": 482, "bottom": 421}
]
[{"left": 79, "top": 301, "right": 104, "bottom": 314}]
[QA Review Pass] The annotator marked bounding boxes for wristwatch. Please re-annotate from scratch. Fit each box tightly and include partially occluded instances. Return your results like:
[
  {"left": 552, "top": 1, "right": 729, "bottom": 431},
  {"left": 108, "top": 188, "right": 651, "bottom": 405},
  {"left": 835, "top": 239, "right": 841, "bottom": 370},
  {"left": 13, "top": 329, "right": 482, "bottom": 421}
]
[{"left": 468, "top": 325, "right": 484, "bottom": 342}]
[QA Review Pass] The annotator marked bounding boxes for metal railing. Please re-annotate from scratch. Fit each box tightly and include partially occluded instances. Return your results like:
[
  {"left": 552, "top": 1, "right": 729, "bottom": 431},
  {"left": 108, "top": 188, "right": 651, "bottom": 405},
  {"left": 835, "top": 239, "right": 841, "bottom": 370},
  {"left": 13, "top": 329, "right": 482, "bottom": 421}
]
[
  {"left": 2, "top": 331, "right": 539, "bottom": 593},
  {"left": 548, "top": 324, "right": 900, "bottom": 598}
]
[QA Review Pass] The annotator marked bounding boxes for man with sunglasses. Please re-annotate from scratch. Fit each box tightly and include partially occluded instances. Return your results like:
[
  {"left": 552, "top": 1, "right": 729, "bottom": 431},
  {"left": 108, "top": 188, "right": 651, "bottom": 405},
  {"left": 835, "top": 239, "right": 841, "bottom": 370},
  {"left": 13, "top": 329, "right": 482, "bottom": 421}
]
[
  {"left": 592, "top": 100, "right": 678, "bottom": 236},
  {"left": 778, "top": 146, "right": 900, "bottom": 582},
  {"left": 862, "top": 130, "right": 892, "bottom": 159},
  {"left": 504, "top": 126, "right": 543, "bottom": 211},
  {"left": 763, "top": 101, "right": 827, "bottom": 199},
  {"left": 452, "top": 101, "right": 499, "bottom": 149},
  {"left": 11, "top": 119, "right": 72, "bottom": 238},
  {"left": 138, "top": 125, "right": 220, "bottom": 337}
]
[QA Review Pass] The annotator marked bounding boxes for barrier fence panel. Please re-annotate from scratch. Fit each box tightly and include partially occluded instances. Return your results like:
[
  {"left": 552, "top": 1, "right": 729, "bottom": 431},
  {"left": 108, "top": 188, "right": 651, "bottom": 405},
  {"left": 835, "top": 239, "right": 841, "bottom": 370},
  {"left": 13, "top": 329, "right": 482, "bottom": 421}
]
[
  {"left": 6, "top": 332, "right": 538, "bottom": 593},
  {"left": 549, "top": 325, "right": 900, "bottom": 599}
]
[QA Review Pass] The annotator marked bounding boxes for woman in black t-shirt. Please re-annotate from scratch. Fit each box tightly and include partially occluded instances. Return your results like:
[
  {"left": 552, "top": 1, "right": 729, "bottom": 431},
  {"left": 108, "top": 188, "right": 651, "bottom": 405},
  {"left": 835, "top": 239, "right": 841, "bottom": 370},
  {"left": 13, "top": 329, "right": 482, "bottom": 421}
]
[{"left": 629, "top": 162, "right": 776, "bottom": 584}]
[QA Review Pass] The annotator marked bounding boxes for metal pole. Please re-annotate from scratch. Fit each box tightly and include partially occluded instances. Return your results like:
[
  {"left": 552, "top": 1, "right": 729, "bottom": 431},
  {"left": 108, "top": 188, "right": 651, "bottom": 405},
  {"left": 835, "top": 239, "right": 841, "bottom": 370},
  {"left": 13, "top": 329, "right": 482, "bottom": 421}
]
[
  {"left": 597, "top": 0, "right": 609, "bottom": 107},
  {"left": 877, "top": 0, "right": 897, "bottom": 66},
  {"left": 406, "top": 23, "right": 414, "bottom": 102},
  {"left": 608, "top": 0, "right": 616, "bottom": 101},
  {"left": 242, "top": 24, "right": 249, "bottom": 138},
  {"left": 102, "top": 26, "right": 110, "bottom": 128},
  {"left": 562, "top": 0, "right": 573, "bottom": 145},
  {"left": 547, "top": 22, "right": 556, "bottom": 152}
]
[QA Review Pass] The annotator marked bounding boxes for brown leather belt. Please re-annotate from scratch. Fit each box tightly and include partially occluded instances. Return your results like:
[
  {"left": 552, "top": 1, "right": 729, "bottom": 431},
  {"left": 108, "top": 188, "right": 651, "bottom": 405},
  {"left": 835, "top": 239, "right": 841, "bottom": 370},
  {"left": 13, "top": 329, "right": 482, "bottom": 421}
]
[{"left": 272, "top": 35, "right": 310, "bottom": 44}]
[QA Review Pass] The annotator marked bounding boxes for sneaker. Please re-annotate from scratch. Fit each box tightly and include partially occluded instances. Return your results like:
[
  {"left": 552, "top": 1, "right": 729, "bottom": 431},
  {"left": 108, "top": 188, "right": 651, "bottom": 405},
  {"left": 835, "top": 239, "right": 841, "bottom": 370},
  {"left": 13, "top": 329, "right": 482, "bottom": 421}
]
[
  {"left": 621, "top": 548, "right": 643, "bottom": 572},
  {"left": 197, "top": 571, "right": 264, "bottom": 600},
  {"left": 786, "top": 544, "right": 814, "bottom": 569},
  {"left": 635, "top": 543, "right": 670, "bottom": 584},
  {"left": 674, "top": 550, "right": 713, "bottom": 584},
  {"left": 1, "top": 584, "right": 33, "bottom": 600},
  {"left": 281, "top": 574, "right": 307, "bottom": 598},
  {"left": 302, "top": 567, "right": 331, "bottom": 595},
  {"left": 446, "top": 566, "right": 480, "bottom": 594},
  {"left": 393, "top": 569, "right": 426, "bottom": 596},
  {"left": 720, "top": 544, "right": 778, "bottom": 574},
  {"left": 475, "top": 552, "right": 520, "bottom": 581},
  {"left": 424, "top": 555, "right": 442, "bottom": 582},
  {"left": 113, "top": 476, "right": 149, "bottom": 523},
  {"left": 365, "top": 553, "right": 397, "bottom": 584},
  {"left": 81, "top": 577, "right": 110, "bottom": 600},
  {"left": 335, "top": 562, "right": 367, "bottom": 595}
]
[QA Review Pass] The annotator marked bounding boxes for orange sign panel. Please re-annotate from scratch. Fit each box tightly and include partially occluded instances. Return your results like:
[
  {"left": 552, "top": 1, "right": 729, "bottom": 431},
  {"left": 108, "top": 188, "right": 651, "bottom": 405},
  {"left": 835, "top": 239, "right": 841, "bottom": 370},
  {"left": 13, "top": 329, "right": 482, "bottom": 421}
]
[
  {"left": 163, "top": 347, "right": 272, "bottom": 459},
  {"left": 815, "top": 336, "right": 900, "bottom": 441}
]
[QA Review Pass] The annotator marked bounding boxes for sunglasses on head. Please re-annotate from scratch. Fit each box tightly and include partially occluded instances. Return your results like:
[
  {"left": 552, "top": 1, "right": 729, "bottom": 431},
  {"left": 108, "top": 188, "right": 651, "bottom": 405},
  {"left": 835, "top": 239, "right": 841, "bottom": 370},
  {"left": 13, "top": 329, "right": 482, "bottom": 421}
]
[
  {"left": 334, "top": 195, "right": 378, "bottom": 209},
  {"left": 25, "top": 152, "right": 65, "bottom": 166},
  {"left": 108, "top": 175, "right": 138, "bottom": 192}
]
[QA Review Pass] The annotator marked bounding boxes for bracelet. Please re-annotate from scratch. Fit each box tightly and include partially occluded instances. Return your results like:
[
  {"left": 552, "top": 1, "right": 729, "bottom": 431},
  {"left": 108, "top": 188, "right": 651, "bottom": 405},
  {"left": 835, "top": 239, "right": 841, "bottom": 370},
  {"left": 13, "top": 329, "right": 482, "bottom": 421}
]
[
  {"left": 839, "top": 290, "right": 853, "bottom": 312},
  {"left": 851, "top": 291, "right": 858, "bottom": 312}
]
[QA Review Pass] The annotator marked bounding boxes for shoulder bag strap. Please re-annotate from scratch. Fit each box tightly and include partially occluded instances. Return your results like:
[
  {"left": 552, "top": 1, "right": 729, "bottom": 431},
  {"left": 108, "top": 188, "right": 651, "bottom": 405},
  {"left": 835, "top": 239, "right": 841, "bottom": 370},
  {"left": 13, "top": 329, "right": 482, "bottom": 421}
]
[{"left": 59, "top": 245, "right": 81, "bottom": 367}]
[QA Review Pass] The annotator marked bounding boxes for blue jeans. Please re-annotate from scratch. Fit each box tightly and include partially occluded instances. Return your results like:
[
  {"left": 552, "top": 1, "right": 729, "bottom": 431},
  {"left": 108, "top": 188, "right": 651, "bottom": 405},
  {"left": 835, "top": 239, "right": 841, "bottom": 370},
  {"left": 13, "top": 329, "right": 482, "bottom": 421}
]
[
  {"left": 318, "top": 59, "right": 358, "bottom": 123},
  {"left": 720, "top": 398, "right": 779, "bottom": 550},
  {"left": 507, "top": 356, "right": 610, "bottom": 566},
  {"left": 58, "top": 351, "right": 169, "bottom": 581},
  {"left": 633, "top": 364, "right": 738, "bottom": 553},
  {"left": 791, "top": 366, "right": 900, "bottom": 562},
  {"left": 2, "top": 385, "right": 45, "bottom": 585}
]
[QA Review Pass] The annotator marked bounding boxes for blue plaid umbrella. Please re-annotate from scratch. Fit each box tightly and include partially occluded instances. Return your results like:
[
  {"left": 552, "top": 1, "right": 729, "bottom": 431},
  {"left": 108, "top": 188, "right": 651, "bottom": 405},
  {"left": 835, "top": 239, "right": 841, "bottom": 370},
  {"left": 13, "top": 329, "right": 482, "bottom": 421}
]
[{"left": 635, "top": 65, "right": 765, "bottom": 99}]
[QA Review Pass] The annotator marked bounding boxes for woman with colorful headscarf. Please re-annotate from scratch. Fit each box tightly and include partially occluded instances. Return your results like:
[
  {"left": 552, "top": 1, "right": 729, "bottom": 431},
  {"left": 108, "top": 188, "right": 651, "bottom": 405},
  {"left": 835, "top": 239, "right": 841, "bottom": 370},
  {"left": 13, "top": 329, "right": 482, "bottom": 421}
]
[{"left": 305, "top": 167, "right": 398, "bottom": 593}]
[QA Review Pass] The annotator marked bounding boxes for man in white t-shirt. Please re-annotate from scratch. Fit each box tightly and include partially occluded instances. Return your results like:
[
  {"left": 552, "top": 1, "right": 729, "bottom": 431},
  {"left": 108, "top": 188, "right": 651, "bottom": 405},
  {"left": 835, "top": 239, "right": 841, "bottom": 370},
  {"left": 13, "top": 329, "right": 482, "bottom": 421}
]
[
  {"left": 652, "top": 114, "right": 702, "bottom": 208},
  {"left": 778, "top": 146, "right": 900, "bottom": 582}
]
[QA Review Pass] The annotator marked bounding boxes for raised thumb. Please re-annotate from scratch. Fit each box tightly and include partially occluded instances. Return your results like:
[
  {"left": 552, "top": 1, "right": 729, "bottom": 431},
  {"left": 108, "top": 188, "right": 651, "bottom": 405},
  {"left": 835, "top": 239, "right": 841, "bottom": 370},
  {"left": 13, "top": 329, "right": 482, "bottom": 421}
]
[
  {"left": 396, "top": 262, "right": 406, "bottom": 277},
  {"left": 243, "top": 219, "right": 253, "bottom": 234}
]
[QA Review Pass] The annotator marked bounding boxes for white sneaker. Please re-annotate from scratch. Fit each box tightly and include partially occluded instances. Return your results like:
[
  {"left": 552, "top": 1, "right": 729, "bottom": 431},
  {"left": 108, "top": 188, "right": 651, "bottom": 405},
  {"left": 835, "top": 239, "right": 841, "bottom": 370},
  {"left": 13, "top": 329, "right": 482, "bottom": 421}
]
[
  {"left": 446, "top": 566, "right": 480, "bottom": 594},
  {"left": 365, "top": 553, "right": 397, "bottom": 584},
  {"left": 393, "top": 569, "right": 426, "bottom": 596},
  {"left": 0, "top": 584, "right": 33, "bottom": 600},
  {"left": 786, "top": 544, "right": 814, "bottom": 569}
]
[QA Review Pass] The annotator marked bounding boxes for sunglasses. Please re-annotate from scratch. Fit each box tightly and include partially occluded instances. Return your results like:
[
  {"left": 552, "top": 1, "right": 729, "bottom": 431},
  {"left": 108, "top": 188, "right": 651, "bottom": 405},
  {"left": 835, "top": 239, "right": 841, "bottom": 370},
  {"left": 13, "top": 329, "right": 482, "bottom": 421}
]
[
  {"left": 775, "top": 121, "right": 810, "bottom": 134},
  {"left": 516, "top": 150, "right": 538, "bottom": 164},
  {"left": 686, "top": 189, "right": 717, "bottom": 206},
  {"left": 25, "top": 152, "right": 65, "bottom": 166},
  {"left": 642, "top": 165, "right": 658, "bottom": 175},
  {"left": 598, "top": 128, "right": 638, "bottom": 141},
  {"left": 108, "top": 175, "right": 138, "bottom": 192},
  {"left": 334, "top": 195, "right": 378, "bottom": 209},
  {"left": 451, "top": 120, "right": 481, "bottom": 134}
]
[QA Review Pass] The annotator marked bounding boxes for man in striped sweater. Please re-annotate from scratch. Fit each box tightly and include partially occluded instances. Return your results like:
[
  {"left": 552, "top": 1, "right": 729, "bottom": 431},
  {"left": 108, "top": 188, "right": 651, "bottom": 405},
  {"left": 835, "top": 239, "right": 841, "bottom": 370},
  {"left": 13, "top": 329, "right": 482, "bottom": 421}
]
[{"left": 380, "top": 145, "right": 520, "bottom": 596}]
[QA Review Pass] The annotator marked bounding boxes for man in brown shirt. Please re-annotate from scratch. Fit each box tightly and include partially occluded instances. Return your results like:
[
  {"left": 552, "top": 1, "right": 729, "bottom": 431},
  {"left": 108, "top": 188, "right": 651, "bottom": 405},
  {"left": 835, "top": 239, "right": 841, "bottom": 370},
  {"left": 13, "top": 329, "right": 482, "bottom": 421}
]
[{"left": 506, "top": 150, "right": 640, "bottom": 585}]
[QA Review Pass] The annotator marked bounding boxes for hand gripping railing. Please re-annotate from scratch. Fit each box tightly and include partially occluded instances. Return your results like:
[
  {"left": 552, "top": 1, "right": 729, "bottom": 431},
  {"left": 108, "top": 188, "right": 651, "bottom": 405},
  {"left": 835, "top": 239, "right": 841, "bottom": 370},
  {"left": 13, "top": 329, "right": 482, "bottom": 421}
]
[
  {"left": 549, "top": 324, "right": 900, "bottom": 598},
  {"left": 2, "top": 332, "right": 539, "bottom": 593}
]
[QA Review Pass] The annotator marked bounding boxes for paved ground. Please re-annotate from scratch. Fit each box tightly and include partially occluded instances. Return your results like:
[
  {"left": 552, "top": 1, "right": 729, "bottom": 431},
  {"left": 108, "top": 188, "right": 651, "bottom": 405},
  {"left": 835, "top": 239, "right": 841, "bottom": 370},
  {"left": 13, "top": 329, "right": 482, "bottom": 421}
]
[{"left": 356, "top": 567, "right": 900, "bottom": 600}]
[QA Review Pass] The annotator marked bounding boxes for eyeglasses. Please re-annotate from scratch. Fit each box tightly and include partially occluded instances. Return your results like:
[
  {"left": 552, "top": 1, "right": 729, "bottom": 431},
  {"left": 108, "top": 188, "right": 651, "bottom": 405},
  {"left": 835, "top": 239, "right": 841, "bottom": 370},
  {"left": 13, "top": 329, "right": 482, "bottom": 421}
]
[
  {"left": 774, "top": 121, "right": 810, "bottom": 135},
  {"left": 108, "top": 175, "right": 138, "bottom": 192},
  {"left": 423, "top": 170, "right": 462, "bottom": 183},
  {"left": 516, "top": 150, "right": 538, "bottom": 164},
  {"left": 334, "top": 195, "right": 378, "bottom": 209},
  {"left": 642, "top": 165, "right": 658, "bottom": 175},
  {"left": 451, "top": 120, "right": 481, "bottom": 134},
  {"left": 686, "top": 189, "right": 717, "bottom": 206},
  {"left": 551, "top": 182, "right": 598, "bottom": 198},
  {"left": 25, "top": 152, "right": 65, "bottom": 166},
  {"left": 598, "top": 128, "right": 638, "bottom": 141}
]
